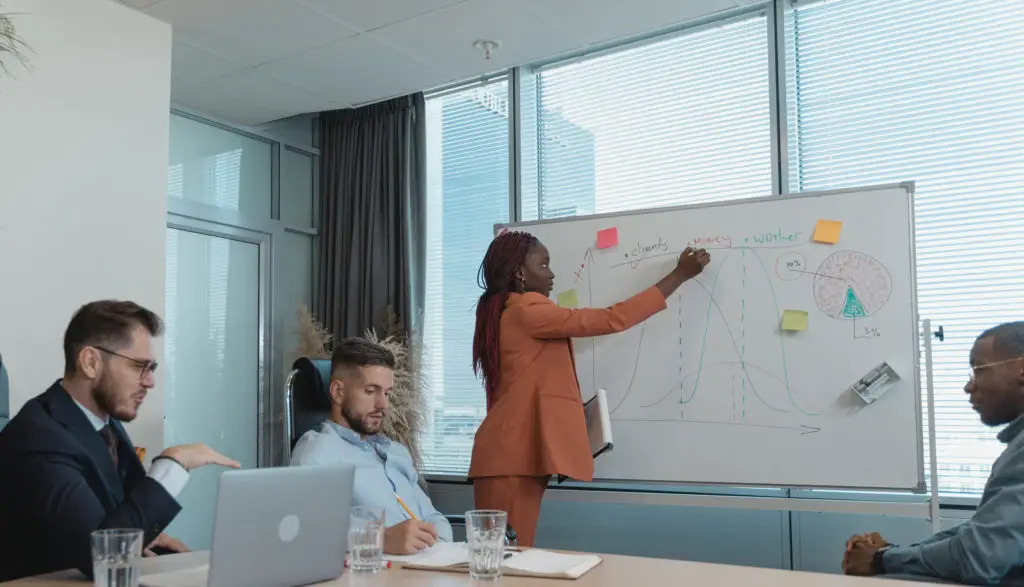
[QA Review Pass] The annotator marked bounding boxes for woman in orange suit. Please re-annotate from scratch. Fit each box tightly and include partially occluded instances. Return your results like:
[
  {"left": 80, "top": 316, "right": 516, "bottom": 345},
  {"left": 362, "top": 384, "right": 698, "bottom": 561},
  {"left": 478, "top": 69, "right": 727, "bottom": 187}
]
[{"left": 469, "top": 230, "right": 711, "bottom": 545}]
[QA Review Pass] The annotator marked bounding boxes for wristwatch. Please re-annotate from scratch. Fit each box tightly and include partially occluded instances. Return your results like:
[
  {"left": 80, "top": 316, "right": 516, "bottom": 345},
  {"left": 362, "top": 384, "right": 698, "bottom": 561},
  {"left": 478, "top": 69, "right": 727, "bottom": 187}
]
[{"left": 872, "top": 544, "right": 894, "bottom": 575}]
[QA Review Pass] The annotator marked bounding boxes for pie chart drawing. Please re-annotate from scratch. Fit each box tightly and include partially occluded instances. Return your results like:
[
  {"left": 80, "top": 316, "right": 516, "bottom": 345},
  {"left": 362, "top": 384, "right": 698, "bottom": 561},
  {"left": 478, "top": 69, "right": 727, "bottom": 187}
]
[{"left": 813, "top": 250, "right": 892, "bottom": 320}]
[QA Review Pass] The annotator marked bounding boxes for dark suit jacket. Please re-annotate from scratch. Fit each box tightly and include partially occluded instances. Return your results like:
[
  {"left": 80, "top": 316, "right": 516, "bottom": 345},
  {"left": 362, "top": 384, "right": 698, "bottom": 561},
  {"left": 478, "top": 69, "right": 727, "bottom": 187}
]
[{"left": 0, "top": 382, "right": 180, "bottom": 581}]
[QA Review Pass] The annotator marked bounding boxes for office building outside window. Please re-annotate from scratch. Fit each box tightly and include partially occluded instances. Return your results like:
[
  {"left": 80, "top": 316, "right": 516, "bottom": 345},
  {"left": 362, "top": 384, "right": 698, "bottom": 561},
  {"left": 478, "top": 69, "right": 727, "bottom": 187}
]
[{"left": 422, "top": 81, "right": 510, "bottom": 475}]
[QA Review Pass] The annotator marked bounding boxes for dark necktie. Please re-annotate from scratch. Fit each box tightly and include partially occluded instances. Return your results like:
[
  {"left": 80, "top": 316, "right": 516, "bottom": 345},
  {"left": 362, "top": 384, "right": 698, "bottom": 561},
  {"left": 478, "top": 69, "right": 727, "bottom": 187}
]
[{"left": 99, "top": 425, "right": 119, "bottom": 469}]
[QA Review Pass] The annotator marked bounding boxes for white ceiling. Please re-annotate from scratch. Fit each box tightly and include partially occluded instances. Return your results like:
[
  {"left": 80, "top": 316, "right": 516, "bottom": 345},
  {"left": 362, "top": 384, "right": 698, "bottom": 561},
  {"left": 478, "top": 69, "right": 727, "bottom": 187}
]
[{"left": 116, "top": 0, "right": 749, "bottom": 126}]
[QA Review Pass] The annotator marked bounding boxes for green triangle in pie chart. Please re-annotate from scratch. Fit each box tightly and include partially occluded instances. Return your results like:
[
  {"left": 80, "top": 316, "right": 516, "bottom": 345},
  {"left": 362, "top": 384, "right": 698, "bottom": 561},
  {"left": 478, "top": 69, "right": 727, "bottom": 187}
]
[{"left": 842, "top": 286, "right": 867, "bottom": 318}]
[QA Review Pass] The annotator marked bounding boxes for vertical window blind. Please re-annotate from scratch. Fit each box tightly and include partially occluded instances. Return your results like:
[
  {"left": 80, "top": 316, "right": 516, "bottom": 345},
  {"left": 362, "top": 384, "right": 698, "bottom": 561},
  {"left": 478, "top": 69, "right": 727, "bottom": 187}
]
[
  {"left": 786, "top": 0, "right": 1024, "bottom": 494},
  {"left": 421, "top": 81, "right": 510, "bottom": 475},
  {"left": 527, "top": 11, "right": 773, "bottom": 221}
]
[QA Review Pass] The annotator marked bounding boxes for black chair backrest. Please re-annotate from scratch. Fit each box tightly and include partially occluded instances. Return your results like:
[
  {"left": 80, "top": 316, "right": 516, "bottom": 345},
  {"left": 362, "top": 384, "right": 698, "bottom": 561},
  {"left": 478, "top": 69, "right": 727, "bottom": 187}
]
[{"left": 289, "top": 357, "right": 333, "bottom": 448}]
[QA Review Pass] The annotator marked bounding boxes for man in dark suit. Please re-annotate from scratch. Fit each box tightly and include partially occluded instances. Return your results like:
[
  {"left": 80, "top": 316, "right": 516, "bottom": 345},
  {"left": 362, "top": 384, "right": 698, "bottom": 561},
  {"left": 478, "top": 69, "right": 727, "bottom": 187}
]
[{"left": 0, "top": 300, "right": 239, "bottom": 581}]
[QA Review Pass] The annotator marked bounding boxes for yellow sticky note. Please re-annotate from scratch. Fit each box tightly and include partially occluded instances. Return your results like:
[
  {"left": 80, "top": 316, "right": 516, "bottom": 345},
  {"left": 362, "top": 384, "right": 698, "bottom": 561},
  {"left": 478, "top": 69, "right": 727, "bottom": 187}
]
[
  {"left": 557, "top": 289, "right": 579, "bottom": 308},
  {"left": 782, "top": 310, "right": 809, "bottom": 332},
  {"left": 813, "top": 219, "right": 843, "bottom": 244}
]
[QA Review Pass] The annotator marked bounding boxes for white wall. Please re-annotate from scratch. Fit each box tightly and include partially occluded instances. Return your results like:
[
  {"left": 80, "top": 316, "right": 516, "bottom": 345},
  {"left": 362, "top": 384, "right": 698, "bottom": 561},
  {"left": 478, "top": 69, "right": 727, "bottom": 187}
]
[{"left": 0, "top": 0, "right": 172, "bottom": 456}]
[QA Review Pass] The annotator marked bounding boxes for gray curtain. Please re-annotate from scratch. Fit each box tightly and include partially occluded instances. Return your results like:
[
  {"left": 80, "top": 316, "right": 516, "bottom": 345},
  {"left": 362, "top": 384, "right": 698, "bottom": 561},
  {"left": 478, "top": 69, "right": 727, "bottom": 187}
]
[{"left": 315, "top": 94, "right": 426, "bottom": 340}]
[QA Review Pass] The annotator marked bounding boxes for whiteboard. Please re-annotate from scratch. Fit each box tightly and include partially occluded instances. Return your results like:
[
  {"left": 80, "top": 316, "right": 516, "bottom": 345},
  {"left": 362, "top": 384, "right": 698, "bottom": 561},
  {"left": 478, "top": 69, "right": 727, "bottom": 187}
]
[{"left": 499, "top": 184, "right": 922, "bottom": 490}]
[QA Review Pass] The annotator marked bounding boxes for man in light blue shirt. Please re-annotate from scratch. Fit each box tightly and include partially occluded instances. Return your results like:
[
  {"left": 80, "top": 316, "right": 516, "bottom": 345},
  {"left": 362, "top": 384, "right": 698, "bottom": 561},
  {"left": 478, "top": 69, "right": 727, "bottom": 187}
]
[
  {"left": 290, "top": 338, "right": 452, "bottom": 555},
  {"left": 844, "top": 321, "right": 1024, "bottom": 585}
]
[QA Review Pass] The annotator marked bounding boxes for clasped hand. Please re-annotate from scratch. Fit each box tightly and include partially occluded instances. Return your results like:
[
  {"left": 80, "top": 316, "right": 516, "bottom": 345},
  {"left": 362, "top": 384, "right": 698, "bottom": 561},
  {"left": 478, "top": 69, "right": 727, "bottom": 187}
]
[{"left": 842, "top": 532, "right": 888, "bottom": 576}]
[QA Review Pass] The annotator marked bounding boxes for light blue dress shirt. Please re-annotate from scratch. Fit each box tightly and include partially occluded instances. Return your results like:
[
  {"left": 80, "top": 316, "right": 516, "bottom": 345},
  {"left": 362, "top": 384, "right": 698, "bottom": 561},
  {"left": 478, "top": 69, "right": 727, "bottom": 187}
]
[
  {"left": 290, "top": 420, "right": 452, "bottom": 542},
  {"left": 883, "top": 414, "right": 1024, "bottom": 585}
]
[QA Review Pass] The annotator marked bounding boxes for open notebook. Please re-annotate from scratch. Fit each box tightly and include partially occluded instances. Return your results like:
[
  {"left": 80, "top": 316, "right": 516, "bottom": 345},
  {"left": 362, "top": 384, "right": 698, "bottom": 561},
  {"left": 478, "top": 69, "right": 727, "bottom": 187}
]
[
  {"left": 395, "top": 543, "right": 602, "bottom": 580},
  {"left": 140, "top": 564, "right": 209, "bottom": 587}
]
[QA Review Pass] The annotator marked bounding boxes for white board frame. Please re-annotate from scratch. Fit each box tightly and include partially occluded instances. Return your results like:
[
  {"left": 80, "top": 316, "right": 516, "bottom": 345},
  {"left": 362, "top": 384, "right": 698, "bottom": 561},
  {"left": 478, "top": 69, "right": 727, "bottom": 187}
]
[{"left": 496, "top": 182, "right": 924, "bottom": 492}]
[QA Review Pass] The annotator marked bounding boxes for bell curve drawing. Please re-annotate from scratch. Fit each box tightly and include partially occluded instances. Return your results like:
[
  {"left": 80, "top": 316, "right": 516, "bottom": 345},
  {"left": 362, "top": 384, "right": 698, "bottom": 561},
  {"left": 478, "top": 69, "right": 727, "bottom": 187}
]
[{"left": 596, "top": 242, "right": 894, "bottom": 427}]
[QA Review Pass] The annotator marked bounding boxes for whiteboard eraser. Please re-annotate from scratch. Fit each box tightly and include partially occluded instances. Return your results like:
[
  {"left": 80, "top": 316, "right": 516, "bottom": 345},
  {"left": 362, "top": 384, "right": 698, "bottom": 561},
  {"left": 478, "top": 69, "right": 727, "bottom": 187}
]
[{"left": 849, "top": 362, "right": 899, "bottom": 405}]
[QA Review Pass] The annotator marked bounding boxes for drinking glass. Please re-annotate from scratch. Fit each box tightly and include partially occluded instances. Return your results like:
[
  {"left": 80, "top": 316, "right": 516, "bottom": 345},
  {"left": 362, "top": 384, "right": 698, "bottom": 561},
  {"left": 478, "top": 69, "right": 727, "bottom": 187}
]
[
  {"left": 91, "top": 529, "right": 143, "bottom": 587},
  {"left": 465, "top": 510, "right": 507, "bottom": 582},
  {"left": 348, "top": 506, "right": 385, "bottom": 573}
]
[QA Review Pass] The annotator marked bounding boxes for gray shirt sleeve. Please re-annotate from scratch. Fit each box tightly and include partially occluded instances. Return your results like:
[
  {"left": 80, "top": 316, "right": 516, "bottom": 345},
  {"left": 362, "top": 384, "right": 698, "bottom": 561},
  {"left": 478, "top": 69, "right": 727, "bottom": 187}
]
[{"left": 882, "top": 445, "right": 1024, "bottom": 584}]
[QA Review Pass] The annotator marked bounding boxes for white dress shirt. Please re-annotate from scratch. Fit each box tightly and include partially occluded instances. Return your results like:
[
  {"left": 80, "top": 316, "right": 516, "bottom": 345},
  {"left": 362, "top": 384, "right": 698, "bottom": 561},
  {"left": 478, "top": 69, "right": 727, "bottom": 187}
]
[{"left": 72, "top": 399, "right": 189, "bottom": 498}]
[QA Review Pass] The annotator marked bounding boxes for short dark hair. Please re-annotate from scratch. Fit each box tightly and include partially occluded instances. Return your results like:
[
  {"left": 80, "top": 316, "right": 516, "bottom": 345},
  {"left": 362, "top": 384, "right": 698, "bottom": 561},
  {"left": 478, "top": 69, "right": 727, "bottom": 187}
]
[
  {"left": 977, "top": 322, "right": 1024, "bottom": 358},
  {"left": 64, "top": 300, "right": 163, "bottom": 374},
  {"left": 330, "top": 338, "right": 396, "bottom": 377}
]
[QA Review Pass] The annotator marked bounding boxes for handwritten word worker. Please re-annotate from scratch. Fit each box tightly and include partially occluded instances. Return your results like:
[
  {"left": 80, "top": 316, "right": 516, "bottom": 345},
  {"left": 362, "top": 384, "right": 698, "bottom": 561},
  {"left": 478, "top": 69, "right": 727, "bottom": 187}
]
[{"left": 469, "top": 230, "right": 710, "bottom": 545}]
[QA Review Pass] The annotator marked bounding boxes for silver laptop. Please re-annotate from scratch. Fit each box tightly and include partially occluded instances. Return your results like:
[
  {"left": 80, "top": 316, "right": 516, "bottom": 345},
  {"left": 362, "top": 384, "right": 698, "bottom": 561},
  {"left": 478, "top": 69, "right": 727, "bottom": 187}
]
[{"left": 208, "top": 465, "right": 355, "bottom": 587}]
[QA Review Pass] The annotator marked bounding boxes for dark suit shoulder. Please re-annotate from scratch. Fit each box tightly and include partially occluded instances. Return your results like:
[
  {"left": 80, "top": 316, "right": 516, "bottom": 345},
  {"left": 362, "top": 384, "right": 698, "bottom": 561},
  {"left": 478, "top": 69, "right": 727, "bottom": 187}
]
[{"left": 0, "top": 388, "right": 87, "bottom": 461}]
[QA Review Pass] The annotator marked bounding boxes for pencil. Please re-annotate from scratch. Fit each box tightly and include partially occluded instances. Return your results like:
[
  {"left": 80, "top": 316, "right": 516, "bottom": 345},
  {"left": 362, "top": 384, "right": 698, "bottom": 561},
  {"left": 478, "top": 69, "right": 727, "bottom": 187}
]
[{"left": 394, "top": 494, "right": 419, "bottom": 521}]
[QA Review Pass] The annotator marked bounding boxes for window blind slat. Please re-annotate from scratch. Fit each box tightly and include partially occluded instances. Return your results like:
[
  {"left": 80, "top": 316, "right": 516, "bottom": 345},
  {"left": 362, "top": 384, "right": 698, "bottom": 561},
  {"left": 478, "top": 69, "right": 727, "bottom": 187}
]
[{"left": 787, "top": 0, "right": 1024, "bottom": 496}]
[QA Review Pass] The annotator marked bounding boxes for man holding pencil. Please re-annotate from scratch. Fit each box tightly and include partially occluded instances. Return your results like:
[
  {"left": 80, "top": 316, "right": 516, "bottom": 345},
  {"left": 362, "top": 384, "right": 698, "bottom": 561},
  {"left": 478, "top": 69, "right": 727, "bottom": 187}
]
[{"left": 290, "top": 338, "right": 452, "bottom": 554}]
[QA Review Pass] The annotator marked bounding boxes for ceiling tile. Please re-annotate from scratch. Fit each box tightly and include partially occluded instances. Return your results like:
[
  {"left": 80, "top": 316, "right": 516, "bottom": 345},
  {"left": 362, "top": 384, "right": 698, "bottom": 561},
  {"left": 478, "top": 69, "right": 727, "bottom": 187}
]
[
  {"left": 370, "top": 0, "right": 583, "bottom": 79},
  {"left": 258, "top": 34, "right": 453, "bottom": 106},
  {"left": 520, "top": 0, "right": 739, "bottom": 48},
  {"left": 171, "top": 40, "right": 245, "bottom": 82},
  {"left": 171, "top": 76, "right": 282, "bottom": 125},
  {"left": 116, "top": 0, "right": 163, "bottom": 8},
  {"left": 206, "top": 69, "right": 342, "bottom": 116},
  {"left": 297, "top": 0, "right": 467, "bottom": 32},
  {"left": 144, "top": 0, "right": 360, "bottom": 67}
]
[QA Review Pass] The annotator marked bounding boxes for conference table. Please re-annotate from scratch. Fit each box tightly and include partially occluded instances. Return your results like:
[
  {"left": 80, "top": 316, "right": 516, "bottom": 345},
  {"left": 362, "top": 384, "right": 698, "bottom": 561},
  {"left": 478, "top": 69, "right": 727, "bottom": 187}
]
[{"left": 3, "top": 550, "right": 937, "bottom": 586}]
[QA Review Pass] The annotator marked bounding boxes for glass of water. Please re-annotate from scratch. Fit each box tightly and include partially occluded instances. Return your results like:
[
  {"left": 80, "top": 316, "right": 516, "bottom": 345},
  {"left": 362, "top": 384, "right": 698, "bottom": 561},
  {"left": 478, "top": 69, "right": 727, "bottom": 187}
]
[
  {"left": 91, "top": 529, "right": 143, "bottom": 587},
  {"left": 348, "top": 506, "right": 385, "bottom": 573},
  {"left": 466, "top": 510, "right": 507, "bottom": 582}
]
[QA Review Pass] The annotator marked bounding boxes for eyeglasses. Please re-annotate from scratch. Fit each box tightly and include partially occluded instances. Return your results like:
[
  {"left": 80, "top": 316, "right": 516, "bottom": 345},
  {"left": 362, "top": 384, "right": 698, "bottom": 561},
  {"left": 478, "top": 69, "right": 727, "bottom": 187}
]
[
  {"left": 95, "top": 346, "right": 159, "bottom": 381},
  {"left": 969, "top": 357, "right": 1023, "bottom": 381}
]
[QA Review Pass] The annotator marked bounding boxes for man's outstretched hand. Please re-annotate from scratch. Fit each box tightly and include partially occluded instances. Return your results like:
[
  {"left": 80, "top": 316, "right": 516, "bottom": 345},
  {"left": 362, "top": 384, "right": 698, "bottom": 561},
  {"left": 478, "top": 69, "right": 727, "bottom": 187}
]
[
  {"left": 160, "top": 443, "right": 240, "bottom": 471},
  {"left": 144, "top": 533, "right": 189, "bottom": 557}
]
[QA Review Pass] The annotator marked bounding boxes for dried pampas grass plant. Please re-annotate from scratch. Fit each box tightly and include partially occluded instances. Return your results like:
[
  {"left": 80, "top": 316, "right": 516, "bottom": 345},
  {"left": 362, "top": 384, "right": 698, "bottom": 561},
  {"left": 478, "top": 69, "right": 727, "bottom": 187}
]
[
  {"left": 291, "top": 304, "right": 332, "bottom": 362},
  {"left": 0, "top": 9, "right": 31, "bottom": 77},
  {"left": 291, "top": 304, "right": 429, "bottom": 475}
]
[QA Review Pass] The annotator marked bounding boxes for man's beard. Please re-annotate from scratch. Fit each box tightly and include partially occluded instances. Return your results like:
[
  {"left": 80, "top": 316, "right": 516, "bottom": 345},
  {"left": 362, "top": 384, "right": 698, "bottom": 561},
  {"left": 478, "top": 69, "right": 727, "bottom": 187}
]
[
  {"left": 92, "top": 371, "right": 136, "bottom": 422},
  {"left": 342, "top": 404, "right": 384, "bottom": 436}
]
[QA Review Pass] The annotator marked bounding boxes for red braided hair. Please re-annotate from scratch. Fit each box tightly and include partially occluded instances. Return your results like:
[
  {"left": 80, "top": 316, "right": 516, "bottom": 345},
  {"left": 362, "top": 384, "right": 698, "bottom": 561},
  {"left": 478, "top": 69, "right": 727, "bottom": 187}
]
[{"left": 472, "top": 230, "right": 538, "bottom": 410}]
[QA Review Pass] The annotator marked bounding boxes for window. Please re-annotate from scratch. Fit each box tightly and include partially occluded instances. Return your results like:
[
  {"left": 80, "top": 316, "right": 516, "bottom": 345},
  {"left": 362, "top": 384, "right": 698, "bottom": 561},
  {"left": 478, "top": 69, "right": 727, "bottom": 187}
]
[
  {"left": 523, "top": 11, "right": 773, "bottom": 221},
  {"left": 422, "top": 81, "right": 510, "bottom": 475},
  {"left": 786, "top": 0, "right": 1024, "bottom": 494},
  {"left": 168, "top": 114, "right": 273, "bottom": 218}
]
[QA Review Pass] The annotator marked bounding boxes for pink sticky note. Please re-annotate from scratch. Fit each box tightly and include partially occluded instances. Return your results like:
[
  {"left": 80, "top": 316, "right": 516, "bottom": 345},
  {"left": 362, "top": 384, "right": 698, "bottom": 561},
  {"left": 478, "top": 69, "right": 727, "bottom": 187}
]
[{"left": 596, "top": 228, "right": 618, "bottom": 249}]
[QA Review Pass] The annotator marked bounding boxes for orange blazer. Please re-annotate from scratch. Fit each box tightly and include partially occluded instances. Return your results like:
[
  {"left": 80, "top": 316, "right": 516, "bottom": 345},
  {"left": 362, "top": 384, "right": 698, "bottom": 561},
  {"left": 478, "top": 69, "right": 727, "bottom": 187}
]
[{"left": 468, "top": 286, "right": 668, "bottom": 482}]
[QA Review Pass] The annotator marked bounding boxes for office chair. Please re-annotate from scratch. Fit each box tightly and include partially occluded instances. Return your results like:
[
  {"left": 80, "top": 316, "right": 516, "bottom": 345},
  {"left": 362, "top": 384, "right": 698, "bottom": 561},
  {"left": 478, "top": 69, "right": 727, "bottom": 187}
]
[
  {"left": 284, "top": 357, "right": 517, "bottom": 545},
  {"left": 0, "top": 351, "right": 9, "bottom": 431}
]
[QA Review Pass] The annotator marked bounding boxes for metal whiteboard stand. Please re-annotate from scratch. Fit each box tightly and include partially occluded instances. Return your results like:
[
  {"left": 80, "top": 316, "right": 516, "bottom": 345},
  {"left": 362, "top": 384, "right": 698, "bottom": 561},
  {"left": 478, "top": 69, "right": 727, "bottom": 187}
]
[{"left": 923, "top": 319, "right": 944, "bottom": 533}]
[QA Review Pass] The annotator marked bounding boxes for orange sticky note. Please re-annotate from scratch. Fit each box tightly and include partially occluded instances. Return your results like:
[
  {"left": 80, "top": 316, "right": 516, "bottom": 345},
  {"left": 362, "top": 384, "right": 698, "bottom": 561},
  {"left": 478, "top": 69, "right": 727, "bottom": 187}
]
[
  {"left": 596, "top": 228, "right": 618, "bottom": 249},
  {"left": 813, "top": 220, "right": 843, "bottom": 244}
]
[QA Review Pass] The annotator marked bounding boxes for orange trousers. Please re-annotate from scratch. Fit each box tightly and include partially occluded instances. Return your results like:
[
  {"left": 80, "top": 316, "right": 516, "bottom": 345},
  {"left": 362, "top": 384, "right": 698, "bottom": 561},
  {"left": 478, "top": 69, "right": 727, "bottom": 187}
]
[{"left": 472, "top": 476, "right": 550, "bottom": 547}]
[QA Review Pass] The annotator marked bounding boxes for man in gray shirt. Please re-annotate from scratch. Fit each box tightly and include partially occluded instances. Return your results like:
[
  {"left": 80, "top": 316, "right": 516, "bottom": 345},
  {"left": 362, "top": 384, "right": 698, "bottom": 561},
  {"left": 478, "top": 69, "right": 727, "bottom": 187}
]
[{"left": 843, "top": 321, "right": 1024, "bottom": 585}]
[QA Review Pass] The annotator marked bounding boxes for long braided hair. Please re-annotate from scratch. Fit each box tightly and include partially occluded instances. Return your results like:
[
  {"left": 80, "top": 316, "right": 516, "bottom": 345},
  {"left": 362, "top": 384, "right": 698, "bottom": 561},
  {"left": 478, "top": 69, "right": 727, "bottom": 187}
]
[{"left": 473, "top": 230, "right": 539, "bottom": 409}]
